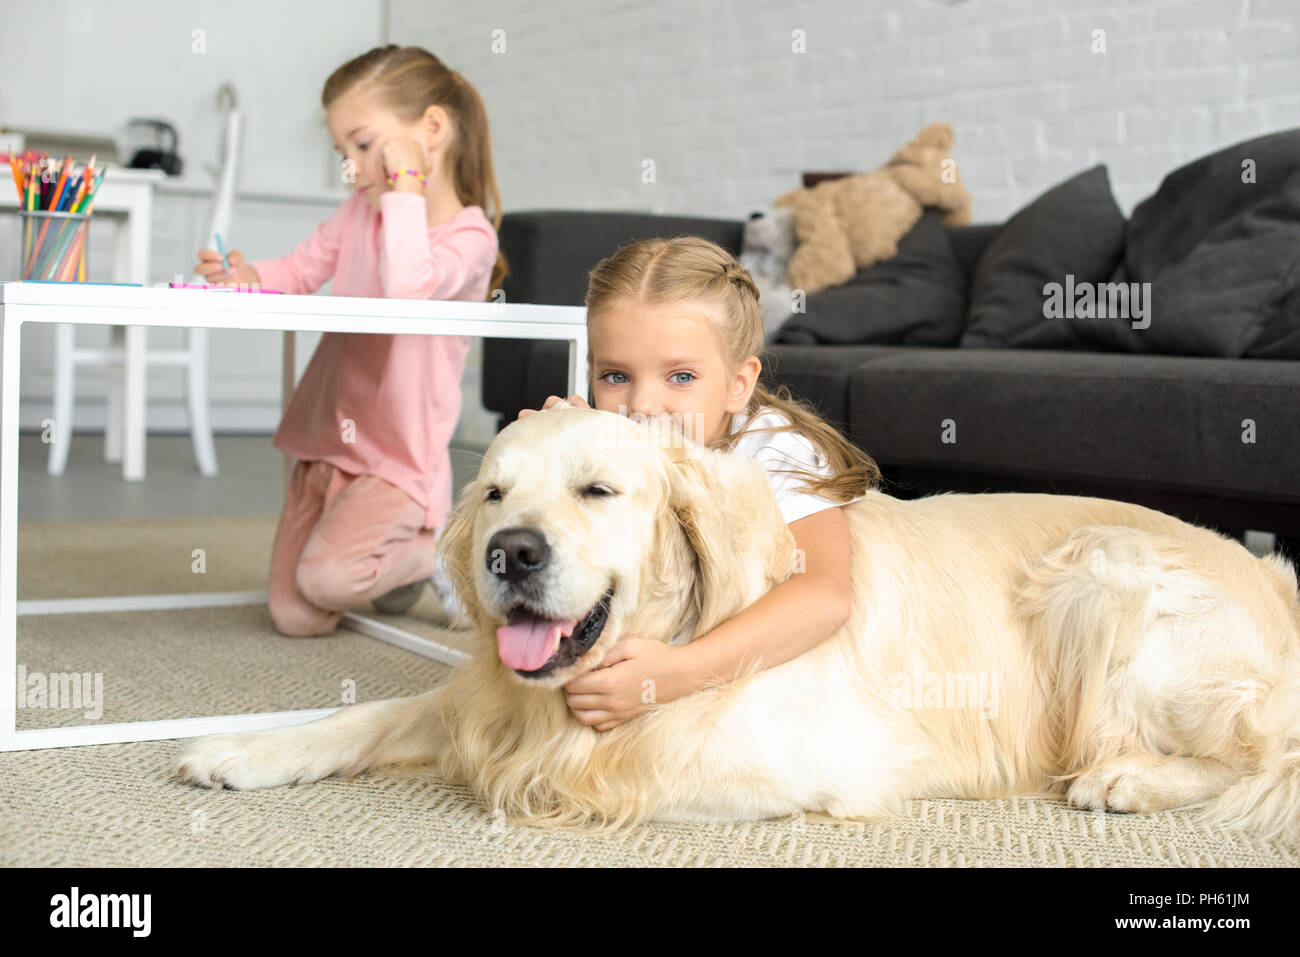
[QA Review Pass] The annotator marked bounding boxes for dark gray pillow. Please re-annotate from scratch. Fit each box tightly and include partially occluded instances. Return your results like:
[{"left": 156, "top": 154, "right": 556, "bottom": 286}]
[
  {"left": 1017, "top": 130, "right": 1300, "bottom": 356},
  {"left": 961, "top": 165, "right": 1126, "bottom": 348},
  {"left": 1125, "top": 129, "right": 1300, "bottom": 357},
  {"left": 774, "top": 210, "right": 967, "bottom": 346}
]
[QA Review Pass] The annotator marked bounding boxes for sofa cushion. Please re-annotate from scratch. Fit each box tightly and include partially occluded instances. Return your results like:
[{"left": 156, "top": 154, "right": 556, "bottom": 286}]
[
  {"left": 773, "top": 211, "right": 968, "bottom": 347},
  {"left": 1123, "top": 129, "right": 1300, "bottom": 358},
  {"left": 1019, "top": 129, "right": 1300, "bottom": 358},
  {"left": 847, "top": 348, "right": 1300, "bottom": 501},
  {"left": 961, "top": 166, "right": 1126, "bottom": 348}
]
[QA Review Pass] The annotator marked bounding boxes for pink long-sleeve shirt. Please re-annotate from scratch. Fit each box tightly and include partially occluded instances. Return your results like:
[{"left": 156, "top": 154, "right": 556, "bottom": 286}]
[{"left": 251, "top": 191, "right": 499, "bottom": 529}]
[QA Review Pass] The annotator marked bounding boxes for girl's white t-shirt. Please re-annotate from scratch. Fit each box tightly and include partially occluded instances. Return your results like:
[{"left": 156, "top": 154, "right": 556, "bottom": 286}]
[{"left": 728, "top": 406, "right": 855, "bottom": 524}]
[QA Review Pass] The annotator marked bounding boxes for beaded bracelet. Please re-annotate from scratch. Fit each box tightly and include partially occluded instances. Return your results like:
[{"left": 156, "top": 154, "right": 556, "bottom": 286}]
[{"left": 386, "top": 168, "right": 427, "bottom": 186}]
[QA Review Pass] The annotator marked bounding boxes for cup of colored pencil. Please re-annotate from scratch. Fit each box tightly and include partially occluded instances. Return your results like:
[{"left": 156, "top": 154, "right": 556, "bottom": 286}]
[{"left": 8, "top": 151, "right": 106, "bottom": 282}]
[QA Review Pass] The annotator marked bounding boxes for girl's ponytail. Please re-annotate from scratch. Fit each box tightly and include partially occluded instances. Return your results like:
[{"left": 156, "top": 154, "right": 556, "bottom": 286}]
[{"left": 444, "top": 70, "right": 508, "bottom": 297}]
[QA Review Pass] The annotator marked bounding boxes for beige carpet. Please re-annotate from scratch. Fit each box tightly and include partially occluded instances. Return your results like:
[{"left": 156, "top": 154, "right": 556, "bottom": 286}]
[{"left": 2, "top": 515, "right": 1295, "bottom": 867}]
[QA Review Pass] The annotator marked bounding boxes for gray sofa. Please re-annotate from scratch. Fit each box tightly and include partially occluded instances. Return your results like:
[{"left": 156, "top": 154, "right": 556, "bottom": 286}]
[{"left": 481, "top": 209, "right": 1300, "bottom": 560}]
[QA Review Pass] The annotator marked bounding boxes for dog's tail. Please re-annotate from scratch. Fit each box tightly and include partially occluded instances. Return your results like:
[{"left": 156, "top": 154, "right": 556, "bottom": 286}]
[
  {"left": 1197, "top": 551, "right": 1300, "bottom": 845},
  {"left": 1198, "top": 740, "right": 1300, "bottom": 844}
]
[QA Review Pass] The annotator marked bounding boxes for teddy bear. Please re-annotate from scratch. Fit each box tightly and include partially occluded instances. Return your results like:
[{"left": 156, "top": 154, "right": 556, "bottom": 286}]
[{"left": 773, "top": 122, "right": 973, "bottom": 297}]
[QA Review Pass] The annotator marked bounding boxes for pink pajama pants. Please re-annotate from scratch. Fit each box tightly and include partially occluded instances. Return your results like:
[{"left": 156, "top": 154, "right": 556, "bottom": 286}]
[{"left": 268, "top": 459, "right": 438, "bottom": 636}]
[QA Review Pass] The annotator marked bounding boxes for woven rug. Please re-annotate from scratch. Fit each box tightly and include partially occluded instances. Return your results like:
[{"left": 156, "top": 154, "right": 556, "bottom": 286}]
[{"left": 1, "top": 515, "right": 1294, "bottom": 867}]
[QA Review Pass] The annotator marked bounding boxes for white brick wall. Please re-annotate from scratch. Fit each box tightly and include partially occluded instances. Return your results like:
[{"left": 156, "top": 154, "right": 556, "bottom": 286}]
[{"left": 391, "top": 0, "right": 1299, "bottom": 222}]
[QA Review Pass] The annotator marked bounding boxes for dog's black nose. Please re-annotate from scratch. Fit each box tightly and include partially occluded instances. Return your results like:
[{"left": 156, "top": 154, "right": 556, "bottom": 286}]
[{"left": 486, "top": 527, "right": 550, "bottom": 581}]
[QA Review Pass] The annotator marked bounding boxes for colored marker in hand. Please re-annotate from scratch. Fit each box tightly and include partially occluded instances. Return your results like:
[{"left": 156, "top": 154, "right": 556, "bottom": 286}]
[{"left": 214, "top": 232, "right": 229, "bottom": 272}]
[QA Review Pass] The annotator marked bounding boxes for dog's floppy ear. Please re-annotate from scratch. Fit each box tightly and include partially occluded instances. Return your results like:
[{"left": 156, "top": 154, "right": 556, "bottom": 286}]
[
  {"left": 438, "top": 479, "right": 490, "bottom": 631},
  {"left": 667, "top": 446, "right": 795, "bottom": 638}
]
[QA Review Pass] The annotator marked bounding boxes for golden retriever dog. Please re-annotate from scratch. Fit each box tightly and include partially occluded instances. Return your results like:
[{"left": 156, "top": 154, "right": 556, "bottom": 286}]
[{"left": 177, "top": 406, "right": 1300, "bottom": 842}]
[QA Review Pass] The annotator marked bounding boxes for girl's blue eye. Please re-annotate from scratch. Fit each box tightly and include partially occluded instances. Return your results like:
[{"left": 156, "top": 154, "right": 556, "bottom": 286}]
[
  {"left": 670, "top": 372, "right": 695, "bottom": 385},
  {"left": 601, "top": 372, "right": 628, "bottom": 385}
]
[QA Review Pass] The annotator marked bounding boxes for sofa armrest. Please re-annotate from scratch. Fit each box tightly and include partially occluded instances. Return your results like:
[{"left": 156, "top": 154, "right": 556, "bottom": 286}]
[{"left": 484, "top": 210, "right": 746, "bottom": 419}]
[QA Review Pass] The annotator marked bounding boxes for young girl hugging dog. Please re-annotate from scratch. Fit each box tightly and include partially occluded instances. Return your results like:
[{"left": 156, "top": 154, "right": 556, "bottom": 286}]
[{"left": 522, "top": 236, "right": 880, "bottom": 729}]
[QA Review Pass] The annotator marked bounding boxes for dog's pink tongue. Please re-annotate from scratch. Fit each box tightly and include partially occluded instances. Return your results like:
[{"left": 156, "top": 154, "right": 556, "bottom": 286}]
[{"left": 496, "top": 613, "right": 576, "bottom": 671}]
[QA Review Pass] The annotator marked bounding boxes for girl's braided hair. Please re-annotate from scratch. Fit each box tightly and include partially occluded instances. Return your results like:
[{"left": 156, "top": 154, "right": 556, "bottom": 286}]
[{"left": 585, "top": 235, "right": 881, "bottom": 502}]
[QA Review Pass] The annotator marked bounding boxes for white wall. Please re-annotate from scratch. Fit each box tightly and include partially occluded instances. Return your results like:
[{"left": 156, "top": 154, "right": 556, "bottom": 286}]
[
  {"left": 0, "top": 0, "right": 383, "bottom": 198},
  {"left": 392, "top": 0, "right": 1299, "bottom": 221}
]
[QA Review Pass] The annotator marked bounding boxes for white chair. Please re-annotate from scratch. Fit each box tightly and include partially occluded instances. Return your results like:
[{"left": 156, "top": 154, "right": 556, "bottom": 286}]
[
  {"left": 47, "top": 323, "right": 216, "bottom": 479},
  {"left": 47, "top": 88, "right": 242, "bottom": 480}
]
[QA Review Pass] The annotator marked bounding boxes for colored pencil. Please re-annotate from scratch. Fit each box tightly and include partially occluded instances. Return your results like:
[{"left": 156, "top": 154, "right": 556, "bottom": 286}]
[
  {"left": 65, "top": 166, "right": 86, "bottom": 210},
  {"left": 22, "top": 176, "right": 33, "bottom": 263},
  {"left": 83, "top": 169, "right": 104, "bottom": 212},
  {"left": 8, "top": 154, "right": 23, "bottom": 204},
  {"left": 24, "top": 157, "right": 53, "bottom": 269},
  {"left": 69, "top": 154, "right": 95, "bottom": 212},
  {"left": 64, "top": 173, "right": 85, "bottom": 213},
  {"left": 48, "top": 156, "right": 70, "bottom": 211},
  {"left": 69, "top": 163, "right": 88, "bottom": 212}
]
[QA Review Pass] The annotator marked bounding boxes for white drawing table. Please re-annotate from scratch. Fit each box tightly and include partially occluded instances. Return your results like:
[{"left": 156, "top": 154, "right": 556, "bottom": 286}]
[{"left": 0, "top": 280, "right": 588, "bottom": 751}]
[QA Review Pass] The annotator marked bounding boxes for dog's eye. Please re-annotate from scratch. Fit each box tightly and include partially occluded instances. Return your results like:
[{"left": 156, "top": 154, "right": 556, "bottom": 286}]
[
  {"left": 581, "top": 483, "right": 617, "bottom": 498},
  {"left": 484, "top": 486, "right": 502, "bottom": 503}
]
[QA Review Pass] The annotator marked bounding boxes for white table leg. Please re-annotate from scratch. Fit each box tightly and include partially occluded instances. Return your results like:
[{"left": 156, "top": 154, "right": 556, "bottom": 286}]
[
  {"left": 122, "top": 325, "right": 146, "bottom": 481},
  {"left": 1, "top": 310, "right": 21, "bottom": 745},
  {"left": 281, "top": 330, "right": 295, "bottom": 495},
  {"left": 104, "top": 325, "right": 124, "bottom": 464},
  {"left": 123, "top": 192, "right": 151, "bottom": 482},
  {"left": 104, "top": 205, "right": 137, "bottom": 467},
  {"left": 47, "top": 324, "right": 75, "bottom": 476},
  {"left": 186, "top": 328, "right": 218, "bottom": 477},
  {"left": 110, "top": 185, "right": 152, "bottom": 479}
]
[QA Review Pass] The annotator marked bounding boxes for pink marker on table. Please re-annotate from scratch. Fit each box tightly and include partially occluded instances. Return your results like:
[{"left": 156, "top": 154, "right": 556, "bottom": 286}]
[{"left": 168, "top": 283, "right": 283, "bottom": 293}]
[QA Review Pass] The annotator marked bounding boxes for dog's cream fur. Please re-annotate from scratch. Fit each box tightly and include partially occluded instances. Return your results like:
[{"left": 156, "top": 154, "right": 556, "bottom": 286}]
[{"left": 178, "top": 407, "right": 1300, "bottom": 842}]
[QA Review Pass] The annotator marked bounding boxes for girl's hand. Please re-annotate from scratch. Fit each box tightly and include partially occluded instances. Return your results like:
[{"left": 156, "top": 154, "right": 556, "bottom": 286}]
[
  {"left": 517, "top": 394, "right": 591, "bottom": 419},
  {"left": 563, "top": 638, "right": 689, "bottom": 731},
  {"left": 380, "top": 136, "right": 431, "bottom": 192},
  {"left": 195, "top": 248, "right": 260, "bottom": 286}
]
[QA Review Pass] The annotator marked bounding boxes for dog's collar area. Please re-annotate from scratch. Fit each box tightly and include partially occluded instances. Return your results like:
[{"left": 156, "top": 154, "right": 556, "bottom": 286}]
[{"left": 509, "top": 586, "right": 615, "bottom": 679}]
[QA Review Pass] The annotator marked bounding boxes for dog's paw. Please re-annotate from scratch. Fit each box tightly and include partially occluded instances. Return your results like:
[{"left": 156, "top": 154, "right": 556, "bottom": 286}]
[
  {"left": 1066, "top": 757, "right": 1162, "bottom": 814},
  {"left": 176, "top": 729, "right": 340, "bottom": 791}
]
